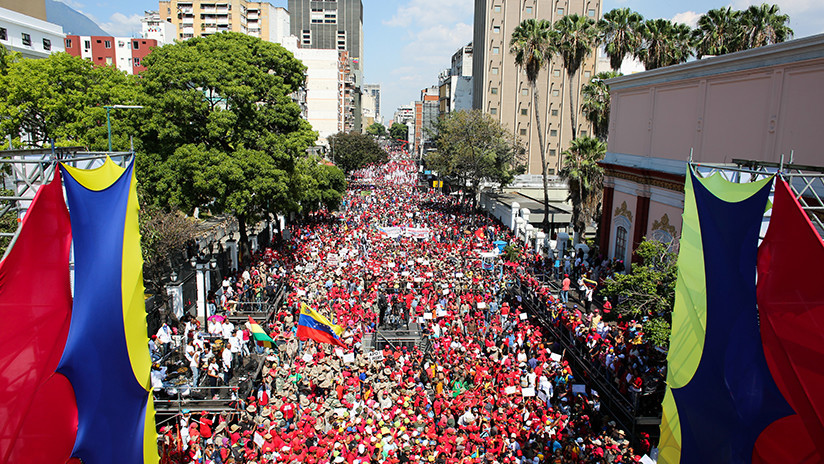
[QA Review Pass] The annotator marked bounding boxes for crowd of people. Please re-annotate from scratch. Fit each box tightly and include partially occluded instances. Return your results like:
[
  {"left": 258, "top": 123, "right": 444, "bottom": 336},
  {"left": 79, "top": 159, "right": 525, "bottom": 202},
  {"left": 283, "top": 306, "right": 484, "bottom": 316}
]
[{"left": 157, "top": 159, "right": 659, "bottom": 463}]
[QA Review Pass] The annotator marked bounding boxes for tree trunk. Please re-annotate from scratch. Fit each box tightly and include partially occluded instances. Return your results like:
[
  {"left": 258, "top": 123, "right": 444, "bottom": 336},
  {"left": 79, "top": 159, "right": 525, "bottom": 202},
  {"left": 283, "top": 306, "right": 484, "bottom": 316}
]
[
  {"left": 532, "top": 82, "right": 551, "bottom": 233},
  {"left": 568, "top": 69, "right": 578, "bottom": 141},
  {"left": 237, "top": 213, "right": 251, "bottom": 269}
]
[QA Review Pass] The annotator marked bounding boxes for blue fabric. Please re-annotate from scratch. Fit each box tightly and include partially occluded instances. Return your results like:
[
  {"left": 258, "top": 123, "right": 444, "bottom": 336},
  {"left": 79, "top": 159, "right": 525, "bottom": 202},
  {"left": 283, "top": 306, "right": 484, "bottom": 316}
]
[
  {"left": 673, "top": 172, "right": 793, "bottom": 463},
  {"left": 57, "top": 162, "right": 149, "bottom": 464},
  {"left": 297, "top": 314, "right": 341, "bottom": 340}
]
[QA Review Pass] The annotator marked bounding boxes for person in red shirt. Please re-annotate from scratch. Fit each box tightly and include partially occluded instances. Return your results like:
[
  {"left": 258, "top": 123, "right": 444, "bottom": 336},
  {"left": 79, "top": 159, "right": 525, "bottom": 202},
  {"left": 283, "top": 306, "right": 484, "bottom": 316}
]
[{"left": 561, "top": 275, "right": 571, "bottom": 303}]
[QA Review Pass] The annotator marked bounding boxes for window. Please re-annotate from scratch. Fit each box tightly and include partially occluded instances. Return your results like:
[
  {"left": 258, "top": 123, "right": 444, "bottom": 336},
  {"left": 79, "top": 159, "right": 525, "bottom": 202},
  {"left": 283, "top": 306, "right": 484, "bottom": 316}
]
[
  {"left": 43, "top": 38, "right": 51, "bottom": 50},
  {"left": 21, "top": 33, "right": 31, "bottom": 46},
  {"left": 615, "top": 226, "right": 628, "bottom": 261},
  {"left": 584, "top": 71, "right": 591, "bottom": 79},
  {"left": 557, "top": 8, "right": 564, "bottom": 15},
  {"left": 525, "top": 6, "right": 533, "bottom": 14},
  {"left": 553, "top": 69, "right": 561, "bottom": 77},
  {"left": 65, "top": 38, "right": 72, "bottom": 48},
  {"left": 302, "top": 30, "right": 311, "bottom": 45},
  {"left": 133, "top": 41, "right": 139, "bottom": 49},
  {"left": 521, "top": 108, "right": 528, "bottom": 115},
  {"left": 551, "top": 109, "right": 559, "bottom": 116},
  {"left": 105, "top": 56, "right": 112, "bottom": 65},
  {"left": 548, "top": 168, "right": 555, "bottom": 175},
  {"left": 521, "top": 88, "right": 529, "bottom": 96},
  {"left": 550, "top": 129, "right": 557, "bottom": 137},
  {"left": 552, "top": 89, "right": 559, "bottom": 97},
  {"left": 493, "top": 5, "right": 501, "bottom": 12},
  {"left": 549, "top": 149, "right": 557, "bottom": 156},
  {"left": 520, "top": 128, "right": 527, "bottom": 136},
  {"left": 490, "top": 87, "right": 498, "bottom": 94},
  {"left": 104, "top": 40, "right": 112, "bottom": 48},
  {"left": 0, "top": 27, "right": 7, "bottom": 41},
  {"left": 133, "top": 57, "right": 140, "bottom": 66},
  {"left": 490, "top": 108, "right": 497, "bottom": 115},
  {"left": 85, "top": 40, "right": 91, "bottom": 49},
  {"left": 492, "top": 26, "right": 500, "bottom": 33},
  {"left": 492, "top": 47, "right": 499, "bottom": 55},
  {"left": 581, "top": 130, "right": 588, "bottom": 137},
  {"left": 491, "top": 67, "right": 499, "bottom": 75},
  {"left": 588, "top": 9, "right": 596, "bottom": 17}
]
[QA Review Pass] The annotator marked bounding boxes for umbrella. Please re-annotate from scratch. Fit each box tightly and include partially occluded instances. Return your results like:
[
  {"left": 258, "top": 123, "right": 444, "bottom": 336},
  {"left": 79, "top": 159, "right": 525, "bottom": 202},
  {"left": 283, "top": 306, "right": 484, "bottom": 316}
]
[{"left": 208, "top": 314, "right": 225, "bottom": 322}]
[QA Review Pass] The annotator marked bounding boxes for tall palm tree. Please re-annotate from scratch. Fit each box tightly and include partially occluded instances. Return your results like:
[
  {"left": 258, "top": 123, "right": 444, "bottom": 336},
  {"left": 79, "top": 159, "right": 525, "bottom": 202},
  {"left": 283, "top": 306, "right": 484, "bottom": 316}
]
[
  {"left": 598, "top": 8, "right": 644, "bottom": 71},
  {"left": 581, "top": 71, "right": 620, "bottom": 141},
  {"left": 559, "top": 136, "right": 606, "bottom": 241},
  {"left": 510, "top": 19, "right": 556, "bottom": 231},
  {"left": 692, "top": 7, "right": 743, "bottom": 58},
  {"left": 740, "top": 3, "right": 793, "bottom": 49},
  {"left": 552, "top": 14, "right": 599, "bottom": 142},
  {"left": 636, "top": 19, "right": 693, "bottom": 70}
]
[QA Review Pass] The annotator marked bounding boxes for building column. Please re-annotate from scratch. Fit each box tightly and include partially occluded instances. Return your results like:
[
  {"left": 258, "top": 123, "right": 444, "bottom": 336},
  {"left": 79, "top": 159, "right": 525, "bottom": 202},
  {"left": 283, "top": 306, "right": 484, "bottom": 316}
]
[
  {"left": 599, "top": 180, "right": 615, "bottom": 256},
  {"left": 632, "top": 188, "right": 651, "bottom": 263}
]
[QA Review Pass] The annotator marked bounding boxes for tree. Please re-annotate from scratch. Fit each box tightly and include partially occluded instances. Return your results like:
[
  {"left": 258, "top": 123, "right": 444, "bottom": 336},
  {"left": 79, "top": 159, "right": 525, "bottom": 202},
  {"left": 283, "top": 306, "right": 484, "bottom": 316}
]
[
  {"left": 0, "top": 52, "right": 139, "bottom": 149},
  {"left": 389, "top": 122, "right": 408, "bottom": 141},
  {"left": 559, "top": 136, "right": 605, "bottom": 240},
  {"left": 692, "top": 7, "right": 743, "bottom": 58},
  {"left": 740, "top": 3, "right": 793, "bottom": 49},
  {"left": 425, "top": 110, "right": 525, "bottom": 204},
  {"left": 552, "top": 14, "right": 599, "bottom": 142},
  {"left": 365, "top": 122, "right": 387, "bottom": 137},
  {"left": 293, "top": 157, "right": 347, "bottom": 212},
  {"left": 136, "top": 32, "right": 343, "bottom": 264},
  {"left": 598, "top": 8, "right": 644, "bottom": 71},
  {"left": 139, "top": 200, "right": 199, "bottom": 297},
  {"left": 635, "top": 19, "right": 693, "bottom": 70},
  {"left": 600, "top": 238, "right": 678, "bottom": 347},
  {"left": 327, "top": 132, "right": 389, "bottom": 174},
  {"left": 510, "top": 18, "right": 555, "bottom": 231},
  {"left": 581, "top": 71, "right": 620, "bottom": 141}
]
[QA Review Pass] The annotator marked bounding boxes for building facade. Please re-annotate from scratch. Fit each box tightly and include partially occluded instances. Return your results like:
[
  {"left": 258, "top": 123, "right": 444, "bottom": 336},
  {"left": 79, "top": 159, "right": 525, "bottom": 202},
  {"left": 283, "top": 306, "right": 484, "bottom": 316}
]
[
  {"left": 362, "top": 83, "right": 381, "bottom": 124},
  {"left": 64, "top": 35, "right": 157, "bottom": 74},
  {"left": 141, "top": 10, "right": 177, "bottom": 45},
  {"left": 472, "top": 0, "right": 601, "bottom": 175},
  {"left": 439, "top": 42, "right": 474, "bottom": 116},
  {"left": 0, "top": 5, "right": 65, "bottom": 59},
  {"left": 599, "top": 33, "right": 824, "bottom": 265},
  {"left": 157, "top": 0, "right": 285, "bottom": 42}
]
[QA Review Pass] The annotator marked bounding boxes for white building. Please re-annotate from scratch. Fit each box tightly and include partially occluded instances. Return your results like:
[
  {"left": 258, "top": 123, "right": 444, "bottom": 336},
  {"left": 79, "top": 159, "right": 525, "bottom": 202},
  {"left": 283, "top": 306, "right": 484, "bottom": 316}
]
[
  {"left": 141, "top": 10, "right": 176, "bottom": 45},
  {"left": 0, "top": 5, "right": 65, "bottom": 59}
]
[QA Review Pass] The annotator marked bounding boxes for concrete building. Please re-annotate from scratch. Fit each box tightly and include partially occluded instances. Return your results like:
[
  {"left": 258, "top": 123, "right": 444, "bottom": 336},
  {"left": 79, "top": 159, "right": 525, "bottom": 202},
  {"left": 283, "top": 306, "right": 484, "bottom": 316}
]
[
  {"left": 362, "top": 83, "right": 381, "bottom": 124},
  {"left": 157, "top": 0, "right": 285, "bottom": 42},
  {"left": 439, "top": 42, "right": 474, "bottom": 116},
  {"left": 64, "top": 35, "right": 157, "bottom": 74},
  {"left": 0, "top": 0, "right": 45, "bottom": 21},
  {"left": 472, "top": 0, "right": 601, "bottom": 175},
  {"left": 419, "top": 86, "right": 440, "bottom": 155},
  {"left": 0, "top": 5, "right": 65, "bottom": 59},
  {"left": 599, "top": 33, "right": 824, "bottom": 265},
  {"left": 141, "top": 10, "right": 178, "bottom": 45},
  {"left": 361, "top": 91, "right": 376, "bottom": 129}
]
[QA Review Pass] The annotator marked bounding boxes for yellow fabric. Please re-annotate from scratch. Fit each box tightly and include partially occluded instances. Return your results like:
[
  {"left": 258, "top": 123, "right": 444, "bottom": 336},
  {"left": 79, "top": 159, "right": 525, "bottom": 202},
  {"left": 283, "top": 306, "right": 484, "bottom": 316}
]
[
  {"left": 658, "top": 389, "right": 682, "bottom": 464},
  {"left": 697, "top": 172, "right": 774, "bottom": 203},
  {"left": 143, "top": 393, "right": 159, "bottom": 464},
  {"left": 61, "top": 157, "right": 125, "bottom": 191}
]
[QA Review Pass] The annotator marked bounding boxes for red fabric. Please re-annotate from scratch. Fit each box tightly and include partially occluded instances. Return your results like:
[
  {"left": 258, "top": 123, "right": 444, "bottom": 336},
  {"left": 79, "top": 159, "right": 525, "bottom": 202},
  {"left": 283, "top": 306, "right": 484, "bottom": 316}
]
[
  {"left": 755, "top": 179, "right": 824, "bottom": 462},
  {"left": 0, "top": 169, "right": 77, "bottom": 464}
]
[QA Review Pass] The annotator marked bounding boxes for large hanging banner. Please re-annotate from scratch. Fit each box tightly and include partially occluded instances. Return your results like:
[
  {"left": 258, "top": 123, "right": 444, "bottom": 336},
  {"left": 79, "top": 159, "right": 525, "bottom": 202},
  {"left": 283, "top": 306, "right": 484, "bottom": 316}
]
[
  {"left": 0, "top": 170, "right": 77, "bottom": 464},
  {"left": 660, "top": 169, "right": 793, "bottom": 463},
  {"left": 753, "top": 178, "right": 824, "bottom": 462},
  {"left": 58, "top": 158, "right": 158, "bottom": 464}
]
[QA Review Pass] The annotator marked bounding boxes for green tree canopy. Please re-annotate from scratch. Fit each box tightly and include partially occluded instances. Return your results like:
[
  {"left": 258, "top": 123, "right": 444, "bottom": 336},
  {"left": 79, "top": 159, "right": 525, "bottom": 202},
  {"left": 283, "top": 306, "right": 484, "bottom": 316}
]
[
  {"left": 581, "top": 71, "right": 620, "bottom": 141},
  {"left": 740, "top": 3, "right": 793, "bottom": 48},
  {"left": 0, "top": 52, "right": 139, "bottom": 149},
  {"left": 365, "top": 122, "right": 387, "bottom": 137},
  {"left": 426, "top": 110, "right": 525, "bottom": 203},
  {"left": 598, "top": 8, "right": 644, "bottom": 71},
  {"left": 389, "top": 122, "right": 408, "bottom": 142},
  {"left": 136, "top": 32, "right": 343, "bottom": 260},
  {"left": 559, "top": 136, "right": 605, "bottom": 239},
  {"left": 636, "top": 19, "right": 693, "bottom": 70},
  {"left": 692, "top": 7, "right": 743, "bottom": 58},
  {"left": 328, "top": 132, "right": 389, "bottom": 174},
  {"left": 552, "top": 14, "right": 599, "bottom": 141}
]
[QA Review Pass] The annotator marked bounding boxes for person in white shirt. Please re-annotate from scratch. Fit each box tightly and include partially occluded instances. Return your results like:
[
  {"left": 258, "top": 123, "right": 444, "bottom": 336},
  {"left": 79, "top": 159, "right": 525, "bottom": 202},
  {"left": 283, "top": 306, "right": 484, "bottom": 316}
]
[
  {"left": 185, "top": 342, "right": 201, "bottom": 387},
  {"left": 156, "top": 323, "right": 173, "bottom": 356},
  {"left": 221, "top": 347, "right": 233, "bottom": 384},
  {"left": 221, "top": 321, "right": 234, "bottom": 339}
]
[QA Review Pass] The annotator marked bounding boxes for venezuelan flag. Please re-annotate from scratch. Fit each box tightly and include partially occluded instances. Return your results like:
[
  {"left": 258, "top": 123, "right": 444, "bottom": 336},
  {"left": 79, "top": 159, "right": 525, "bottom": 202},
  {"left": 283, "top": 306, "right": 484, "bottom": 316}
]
[
  {"left": 248, "top": 316, "right": 275, "bottom": 348},
  {"left": 297, "top": 303, "right": 345, "bottom": 347}
]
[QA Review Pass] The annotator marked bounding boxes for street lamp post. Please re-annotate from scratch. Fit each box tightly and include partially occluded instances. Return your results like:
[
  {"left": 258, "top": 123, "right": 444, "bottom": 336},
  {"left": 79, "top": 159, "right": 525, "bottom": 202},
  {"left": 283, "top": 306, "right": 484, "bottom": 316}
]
[
  {"left": 104, "top": 104, "right": 144, "bottom": 152},
  {"left": 191, "top": 255, "right": 218, "bottom": 329}
]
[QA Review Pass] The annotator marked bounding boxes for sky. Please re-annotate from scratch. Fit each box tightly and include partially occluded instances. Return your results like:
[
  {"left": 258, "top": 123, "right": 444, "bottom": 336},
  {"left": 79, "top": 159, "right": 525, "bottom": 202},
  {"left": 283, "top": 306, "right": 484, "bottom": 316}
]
[{"left": 61, "top": 0, "right": 824, "bottom": 123}]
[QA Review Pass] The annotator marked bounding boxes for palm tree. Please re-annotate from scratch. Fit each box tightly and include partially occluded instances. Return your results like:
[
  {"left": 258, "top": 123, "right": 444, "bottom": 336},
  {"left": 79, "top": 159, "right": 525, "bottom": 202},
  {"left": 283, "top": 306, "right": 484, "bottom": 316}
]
[
  {"left": 552, "top": 14, "right": 599, "bottom": 143},
  {"left": 636, "top": 19, "right": 693, "bottom": 70},
  {"left": 598, "top": 8, "right": 644, "bottom": 71},
  {"left": 559, "top": 136, "right": 606, "bottom": 242},
  {"left": 740, "top": 3, "right": 793, "bottom": 49},
  {"left": 581, "top": 71, "right": 620, "bottom": 141},
  {"left": 692, "top": 7, "right": 743, "bottom": 58}
]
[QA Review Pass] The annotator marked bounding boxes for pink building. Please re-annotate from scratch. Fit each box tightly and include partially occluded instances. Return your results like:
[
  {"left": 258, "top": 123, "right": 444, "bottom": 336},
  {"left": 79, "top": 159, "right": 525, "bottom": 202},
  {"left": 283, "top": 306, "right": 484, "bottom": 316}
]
[{"left": 600, "top": 33, "right": 824, "bottom": 264}]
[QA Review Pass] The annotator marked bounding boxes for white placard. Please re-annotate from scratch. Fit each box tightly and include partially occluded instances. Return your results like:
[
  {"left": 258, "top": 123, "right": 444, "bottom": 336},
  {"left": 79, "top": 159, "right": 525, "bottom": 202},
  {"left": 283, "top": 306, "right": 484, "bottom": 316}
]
[
  {"left": 424, "top": 313, "right": 433, "bottom": 320},
  {"left": 436, "top": 309, "right": 447, "bottom": 318},
  {"left": 572, "top": 384, "right": 586, "bottom": 394},
  {"left": 455, "top": 272, "right": 464, "bottom": 277},
  {"left": 253, "top": 432, "right": 265, "bottom": 448},
  {"left": 550, "top": 353, "right": 562, "bottom": 363},
  {"left": 417, "top": 317, "right": 425, "bottom": 323},
  {"left": 343, "top": 353, "right": 355, "bottom": 364},
  {"left": 407, "top": 283, "right": 413, "bottom": 289},
  {"left": 401, "top": 271, "right": 410, "bottom": 277},
  {"left": 367, "top": 351, "right": 384, "bottom": 362},
  {"left": 626, "top": 373, "right": 633, "bottom": 383},
  {"left": 477, "top": 302, "right": 486, "bottom": 309},
  {"left": 426, "top": 272, "right": 433, "bottom": 277},
  {"left": 519, "top": 313, "right": 527, "bottom": 320},
  {"left": 640, "top": 456, "right": 655, "bottom": 464},
  {"left": 538, "top": 390, "right": 548, "bottom": 402},
  {"left": 414, "top": 277, "right": 422, "bottom": 283},
  {"left": 335, "top": 348, "right": 344, "bottom": 358},
  {"left": 387, "top": 262, "right": 395, "bottom": 268},
  {"left": 302, "top": 353, "right": 313, "bottom": 362},
  {"left": 443, "top": 289, "right": 450, "bottom": 295},
  {"left": 505, "top": 386, "right": 518, "bottom": 395},
  {"left": 522, "top": 387, "right": 535, "bottom": 397},
  {"left": 297, "top": 289, "right": 306, "bottom": 296}
]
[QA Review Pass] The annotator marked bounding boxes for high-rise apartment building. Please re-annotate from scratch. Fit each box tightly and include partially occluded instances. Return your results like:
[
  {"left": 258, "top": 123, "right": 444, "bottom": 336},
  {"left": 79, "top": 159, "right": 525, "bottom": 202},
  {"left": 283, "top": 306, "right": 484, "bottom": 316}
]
[
  {"left": 439, "top": 43, "right": 473, "bottom": 116},
  {"left": 157, "top": 1, "right": 288, "bottom": 42},
  {"left": 362, "top": 83, "right": 381, "bottom": 124},
  {"left": 472, "top": 0, "right": 601, "bottom": 175},
  {"left": 0, "top": 3, "right": 65, "bottom": 59}
]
